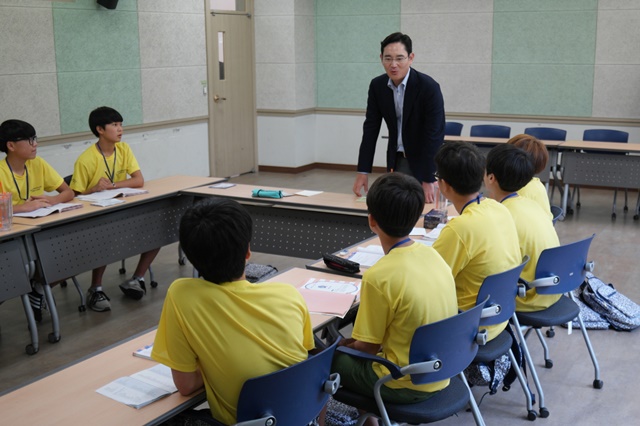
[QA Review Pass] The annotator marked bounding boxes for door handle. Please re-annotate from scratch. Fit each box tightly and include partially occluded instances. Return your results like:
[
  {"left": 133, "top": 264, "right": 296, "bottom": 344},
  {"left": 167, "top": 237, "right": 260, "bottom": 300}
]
[{"left": 214, "top": 95, "right": 227, "bottom": 103}]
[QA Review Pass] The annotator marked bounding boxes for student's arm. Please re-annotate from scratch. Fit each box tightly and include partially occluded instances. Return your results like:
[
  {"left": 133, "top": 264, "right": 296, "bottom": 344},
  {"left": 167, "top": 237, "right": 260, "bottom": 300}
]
[
  {"left": 113, "top": 169, "right": 144, "bottom": 189},
  {"left": 342, "top": 338, "right": 381, "bottom": 355},
  {"left": 12, "top": 199, "right": 52, "bottom": 213},
  {"left": 31, "top": 181, "right": 74, "bottom": 205},
  {"left": 171, "top": 368, "right": 204, "bottom": 396}
]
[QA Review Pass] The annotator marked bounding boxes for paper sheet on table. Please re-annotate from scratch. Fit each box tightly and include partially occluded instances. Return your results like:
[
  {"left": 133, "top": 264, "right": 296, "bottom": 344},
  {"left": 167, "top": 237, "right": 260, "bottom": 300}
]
[
  {"left": 298, "top": 288, "right": 357, "bottom": 318},
  {"left": 409, "top": 227, "right": 428, "bottom": 237},
  {"left": 295, "top": 190, "right": 323, "bottom": 197},
  {"left": 303, "top": 278, "right": 360, "bottom": 294},
  {"left": 96, "top": 364, "right": 177, "bottom": 409},
  {"left": 347, "top": 245, "right": 384, "bottom": 267},
  {"left": 425, "top": 223, "right": 447, "bottom": 239}
]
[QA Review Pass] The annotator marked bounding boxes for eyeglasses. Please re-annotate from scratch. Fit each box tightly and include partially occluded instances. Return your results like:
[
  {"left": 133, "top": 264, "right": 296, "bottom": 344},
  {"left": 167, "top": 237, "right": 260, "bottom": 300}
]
[
  {"left": 382, "top": 56, "right": 408, "bottom": 65},
  {"left": 13, "top": 136, "right": 37, "bottom": 146}
]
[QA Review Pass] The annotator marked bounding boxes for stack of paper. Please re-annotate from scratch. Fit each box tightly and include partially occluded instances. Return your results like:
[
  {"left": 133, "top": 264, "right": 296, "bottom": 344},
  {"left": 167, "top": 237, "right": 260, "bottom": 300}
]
[
  {"left": 13, "top": 202, "right": 83, "bottom": 218},
  {"left": 77, "top": 187, "right": 148, "bottom": 202},
  {"left": 298, "top": 278, "right": 360, "bottom": 318},
  {"left": 96, "top": 364, "right": 177, "bottom": 409}
]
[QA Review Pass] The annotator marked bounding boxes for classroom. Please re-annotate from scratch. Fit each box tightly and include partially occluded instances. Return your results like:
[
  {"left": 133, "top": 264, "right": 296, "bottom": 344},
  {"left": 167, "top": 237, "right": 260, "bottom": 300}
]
[{"left": 1, "top": 1, "right": 639, "bottom": 425}]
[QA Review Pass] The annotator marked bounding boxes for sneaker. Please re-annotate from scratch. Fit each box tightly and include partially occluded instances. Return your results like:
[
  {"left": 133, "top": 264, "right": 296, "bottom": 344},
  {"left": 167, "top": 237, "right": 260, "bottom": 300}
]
[
  {"left": 119, "top": 278, "right": 146, "bottom": 301},
  {"left": 28, "top": 290, "right": 46, "bottom": 322},
  {"left": 87, "top": 288, "right": 111, "bottom": 312}
]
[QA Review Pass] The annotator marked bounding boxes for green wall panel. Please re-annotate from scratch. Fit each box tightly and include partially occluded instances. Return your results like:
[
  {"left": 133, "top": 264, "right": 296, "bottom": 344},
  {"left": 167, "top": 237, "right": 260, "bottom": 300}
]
[
  {"left": 491, "top": 64, "right": 593, "bottom": 117},
  {"left": 58, "top": 70, "right": 142, "bottom": 134},
  {"left": 317, "top": 62, "right": 381, "bottom": 109},
  {"left": 317, "top": 0, "right": 399, "bottom": 16}
]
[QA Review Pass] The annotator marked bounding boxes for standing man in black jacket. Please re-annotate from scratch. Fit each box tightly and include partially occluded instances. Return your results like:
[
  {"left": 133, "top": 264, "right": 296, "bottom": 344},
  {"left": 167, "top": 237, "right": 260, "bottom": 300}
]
[{"left": 353, "top": 32, "right": 445, "bottom": 203}]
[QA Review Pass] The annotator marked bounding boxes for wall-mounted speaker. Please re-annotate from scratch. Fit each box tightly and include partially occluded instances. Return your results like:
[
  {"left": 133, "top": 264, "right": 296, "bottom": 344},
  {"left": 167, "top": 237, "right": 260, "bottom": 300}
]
[{"left": 97, "top": 0, "right": 119, "bottom": 9}]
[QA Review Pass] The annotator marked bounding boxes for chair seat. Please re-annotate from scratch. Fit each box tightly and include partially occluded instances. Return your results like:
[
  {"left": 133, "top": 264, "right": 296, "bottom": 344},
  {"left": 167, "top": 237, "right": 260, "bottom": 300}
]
[
  {"left": 516, "top": 295, "right": 580, "bottom": 328},
  {"left": 333, "top": 375, "right": 470, "bottom": 424},
  {"left": 473, "top": 329, "right": 512, "bottom": 363}
]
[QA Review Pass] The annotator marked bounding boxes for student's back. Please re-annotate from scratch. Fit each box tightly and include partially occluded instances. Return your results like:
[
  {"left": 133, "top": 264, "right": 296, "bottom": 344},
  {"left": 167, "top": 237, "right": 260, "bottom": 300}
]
[
  {"left": 518, "top": 177, "right": 552, "bottom": 220},
  {"left": 433, "top": 197, "right": 521, "bottom": 339},
  {"left": 502, "top": 196, "right": 561, "bottom": 311}
]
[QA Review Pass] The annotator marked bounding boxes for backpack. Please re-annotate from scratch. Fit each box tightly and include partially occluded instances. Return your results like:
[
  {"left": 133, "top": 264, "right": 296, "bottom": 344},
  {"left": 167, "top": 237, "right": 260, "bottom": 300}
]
[
  {"left": 560, "top": 289, "right": 610, "bottom": 330},
  {"left": 581, "top": 273, "right": 640, "bottom": 331}
]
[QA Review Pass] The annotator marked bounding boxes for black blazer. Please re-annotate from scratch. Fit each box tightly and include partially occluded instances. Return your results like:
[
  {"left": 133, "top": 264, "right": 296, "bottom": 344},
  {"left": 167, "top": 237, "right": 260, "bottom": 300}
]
[{"left": 356, "top": 68, "right": 445, "bottom": 183}]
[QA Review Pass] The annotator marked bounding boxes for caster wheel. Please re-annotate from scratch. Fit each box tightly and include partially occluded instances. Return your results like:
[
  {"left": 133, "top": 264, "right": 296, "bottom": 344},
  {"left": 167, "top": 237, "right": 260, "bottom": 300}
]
[
  {"left": 634, "top": 214, "right": 639, "bottom": 220},
  {"left": 576, "top": 202, "right": 581, "bottom": 208},
  {"left": 26, "top": 344, "right": 38, "bottom": 355},
  {"left": 567, "top": 207, "right": 574, "bottom": 215},
  {"left": 593, "top": 379, "right": 603, "bottom": 389},
  {"left": 624, "top": 206, "right": 629, "bottom": 212},
  {"left": 545, "top": 359, "right": 553, "bottom": 368},
  {"left": 78, "top": 305, "right": 86, "bottom": 312},
  {"left": 612, "top": 213, "right": 616, "bottom": 219},
  {"left": 119, "top": 268, "right": 126, "bottom": 274},
  {"left": 60, "top": 280, "right": 68, "bottom": 288},
  {"left": 48, "top": 333, "right": 61, "bottom": 343},
  {"left": 178, "top": 257, "right": 186, "bottom": 266},
  {"left": 502, "top": 385, "right": 511, "bottom": 392},
  {"left": 539, "top": 407, "right": 549, "bottom": 418},
  {"left": 546, "top": 329, "right": 555, "bottom": 338},
  {"left": 527, "top": 410, "right": 537, "bottom": 421},
  {"left": 150, "top": 281, "right": 158, "bottom": 288}
]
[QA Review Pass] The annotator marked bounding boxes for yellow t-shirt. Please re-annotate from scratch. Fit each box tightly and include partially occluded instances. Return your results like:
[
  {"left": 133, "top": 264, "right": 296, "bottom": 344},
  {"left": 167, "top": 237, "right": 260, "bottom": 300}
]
[
  {"left": 433, "top": 198, "right": 521, "bottom": 340},
  {"left": 352, "top": 242, "right": 458, "bottom": 392},
  {"left": 70, "top": 142, "right": 140, "bottom": 193},
  {"left": 518, "top": 178, "right": 553, "bottom": 221},
  {"left": 0, "top": 156, "right": 64, "bottom": 205},
  {"left": 152, "top": 278, "right": 315, "bottom": 425},
  {"left": 502, "top": 196, "right": 562, "bottom": 312}
]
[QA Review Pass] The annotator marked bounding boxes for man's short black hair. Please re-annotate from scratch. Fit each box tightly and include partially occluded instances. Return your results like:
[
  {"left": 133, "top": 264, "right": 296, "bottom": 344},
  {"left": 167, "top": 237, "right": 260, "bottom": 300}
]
[
  {"left": 381, "top": 32, "right": 412, "bottom": 55},
  {"left": 88, "top": 106, "right": 123, "bottom": 137},
  {"left": 179, "top": 198, "right": 252, "bottom": 284},
  {"left": 0, "top": 119, "right": 36, "bottom": 153},
  {"left": 486, "top": 144, "right": 535, "bottom": 193},
  {"left": 435, "top": 141, "right": 485, "bottom": 195},
  {"left": 367, "top": 173, "right": 424, "bottom": 237}
]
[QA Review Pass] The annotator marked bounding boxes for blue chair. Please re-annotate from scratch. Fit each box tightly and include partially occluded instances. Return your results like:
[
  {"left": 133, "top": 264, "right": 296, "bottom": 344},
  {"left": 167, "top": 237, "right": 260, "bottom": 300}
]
[
  {"left": 571, "top": 129, "right": 630, "bottom": 218},
  {"left": 516, "top": 234, "right": 602, "bottom": 389},
  {"left": 470, "top": 124, "right": 511, "bottom": 139},
  {"left": 524, "top": 127, "right": 567, "bottom": 141},
  {"left": 445, "top": 121, "right": 464, "bottom": 136},
  {"left": 333, "top": 301, "right": 488, "bottom": 426},
  {"left": 204, "top": 339, "right": 341, "bottom": 425},
  {"left": 473, "top": 257, "right": 548, "bottom": 420}
]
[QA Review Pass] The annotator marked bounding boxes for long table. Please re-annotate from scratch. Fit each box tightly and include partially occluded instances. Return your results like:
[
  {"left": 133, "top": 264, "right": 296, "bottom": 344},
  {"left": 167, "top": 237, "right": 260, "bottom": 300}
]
[
  {"left": 13, "top": 175, "right": 224, "bottom": 345},
  {"left": 556, "top": 140, "right": 640, "bottom": 218},
  {"left": 0, "top": 224, "right": 41, "bottom": 354},
  {"left": 0, "top": 268, "right": 360, "bottom": 425}
]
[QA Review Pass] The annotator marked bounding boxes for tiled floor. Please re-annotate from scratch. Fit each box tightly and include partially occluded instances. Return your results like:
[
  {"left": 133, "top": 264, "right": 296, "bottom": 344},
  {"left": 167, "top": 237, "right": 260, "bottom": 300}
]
[{"left": 1, "top": 170, "right": 639, "bottom": 425}]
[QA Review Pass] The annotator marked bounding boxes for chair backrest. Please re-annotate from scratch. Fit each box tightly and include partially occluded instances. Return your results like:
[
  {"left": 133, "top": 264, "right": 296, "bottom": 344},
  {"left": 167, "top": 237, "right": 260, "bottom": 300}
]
[
  {"left": 445, "top": 121, "right": 464, "bottom": 136},
  {"left": 470, "top": 124, "right": 511, "bottom": 138},
  {"left": 407, "top": 301, "right": 485, "bottom": 384},
  {"left": 583, "top": 129, "right": 629, "bottom": 143},
  {"left": 64, "top": 175, "right": 72, "bottom": 185},
  {"left": 235, "top": 339, "right": 340, "bottom": 425},
  {"left": 524, "top": 127, "right": 567, "bottom": 141},
  {"left": 550, "top": 205, "right": 564, "bottom": 225},
  {"left": 476, "top": 259, "right": 529, "bottom": 326},
  {"left": 534, "top": 234, "right": 595, "bottom": 295}
]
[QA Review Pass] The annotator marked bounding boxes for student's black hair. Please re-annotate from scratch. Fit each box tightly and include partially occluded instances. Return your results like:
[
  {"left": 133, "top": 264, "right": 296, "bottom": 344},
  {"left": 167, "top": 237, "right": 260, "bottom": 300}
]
[
  {"left": 434, "top": 141, "right": 485, "bottom": 195},
  {"left": 366, "top": 173, "right": 424, "bottom": 238},
  {"left": 88, "top": 106, "right": 123, "bottom": 137},
  {"left": 0, "top": 119, "right": 36, "bottom": 153},
  {"left": 381, "top": 32, "right": 412, "bottom": 55},
  {"left": 486, "top": 144, "right": 535, "bottom": 193},
  {"left": 179, "top": 198, "right": 252, "bottom": 284}
]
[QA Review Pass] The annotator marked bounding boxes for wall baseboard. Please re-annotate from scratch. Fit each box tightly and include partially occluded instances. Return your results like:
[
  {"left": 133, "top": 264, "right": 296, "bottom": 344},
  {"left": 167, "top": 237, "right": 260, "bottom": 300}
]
[{"left": 258, "top": 163, "right": 386, "bottom": 174}]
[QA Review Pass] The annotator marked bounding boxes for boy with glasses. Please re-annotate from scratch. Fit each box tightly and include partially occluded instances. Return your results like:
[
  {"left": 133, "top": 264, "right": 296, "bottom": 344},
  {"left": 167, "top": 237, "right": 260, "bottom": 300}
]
[{"left": 0, "top": 119, "right": 75, "bottom": 320}]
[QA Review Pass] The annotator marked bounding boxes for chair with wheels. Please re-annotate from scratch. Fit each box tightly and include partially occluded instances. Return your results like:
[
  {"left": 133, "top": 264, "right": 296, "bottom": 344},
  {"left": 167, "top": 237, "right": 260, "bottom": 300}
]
[
  {"left": 516, "top": 234, "right": 602, "bottom": 389},
  {"left": 202, "top": 339, "right": 341, "bottom": 426},
  {"left": 333, "top": 300, "right": 489, "bottom": 426},
  {"left": 571, "top": 129, "right": 629, "bottom": 218},
  {"left": 472, "top": 257, "right": 549, "bottom": 421},
  {"left": 470, "top": 124, "right": 511, "bottom": 139},
  {"left": 445, "top": 121, "right": 463, "bottom": 136}
]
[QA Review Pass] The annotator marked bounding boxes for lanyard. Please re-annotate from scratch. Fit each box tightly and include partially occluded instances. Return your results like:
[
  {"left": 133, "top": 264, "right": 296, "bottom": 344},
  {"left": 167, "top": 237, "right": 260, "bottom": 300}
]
[
  {"left": 6, "top": 158, "right": 29, "bottom": 201},
  {"left": 388, "top": 237, "right": 412, "bottom": 253},
  {"left": 500, "top": 193, "right": 519, "bottom": 203},
  {"left": 460, "top": 194, "right": 482, "bottom": 215},
  {"left": 96, "top": 143, "right": 117, "bottom": 183}
]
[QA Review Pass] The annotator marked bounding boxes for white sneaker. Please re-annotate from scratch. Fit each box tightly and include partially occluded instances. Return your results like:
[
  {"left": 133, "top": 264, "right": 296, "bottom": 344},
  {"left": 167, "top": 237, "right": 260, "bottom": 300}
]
[
  {"left": 87, "top": 288, "right": 111, "bottom": 312},
  {"left": 119, "top": 278, "right": 146, "bottom": 300}
]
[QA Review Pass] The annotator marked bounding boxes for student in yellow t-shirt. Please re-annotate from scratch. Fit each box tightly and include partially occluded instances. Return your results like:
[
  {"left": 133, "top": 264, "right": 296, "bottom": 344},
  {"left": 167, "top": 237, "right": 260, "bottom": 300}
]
[
  {"left": 507, "top": 134, "right": 553, "bottom": 221},
  {"left": 152, "top": 198, "right": 315, "bottom": 425},
  {"left": 70, "top": 106, "right": 160, "bottom": 312},
  {"left": 0, "top": 119, "right": 74, "bottom": 320},
  {"left": 328, "top": 173, "right": 458, "bottom": 426},
  {"left": 484, "top": 144, "right": 561, "bottom": 312},
  {"left": 432, "top": 141, "right": 521, "bottom": 341}
]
